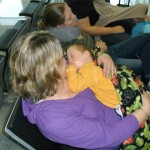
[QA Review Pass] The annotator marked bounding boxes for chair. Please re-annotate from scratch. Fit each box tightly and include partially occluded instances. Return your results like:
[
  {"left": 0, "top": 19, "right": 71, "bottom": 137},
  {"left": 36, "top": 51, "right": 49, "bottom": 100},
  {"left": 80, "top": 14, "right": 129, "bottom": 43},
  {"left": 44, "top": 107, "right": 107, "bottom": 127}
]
[
  {"left": 118, "top": 0, "right": 130, "bottom": 7},
  {"left": 5, "top": 97, "right": 62, "bottom": 150},
  {"left": 0, "top": 28, "right": 20, "bottom": 93},
  {"left": 0, "top": 18, "right": 31, "bottom": 92},
  {"left": 19, "top": 0, "right": 47, "bottom": 32},
  {"left": 19, "top": 2, "right": 39, "bottom": 18},
  {"left": 5, "top": 97, "right": 84, "bottom": 150},
  {"left": 0, "top": 84, "right": 5, "bottom": 109}
]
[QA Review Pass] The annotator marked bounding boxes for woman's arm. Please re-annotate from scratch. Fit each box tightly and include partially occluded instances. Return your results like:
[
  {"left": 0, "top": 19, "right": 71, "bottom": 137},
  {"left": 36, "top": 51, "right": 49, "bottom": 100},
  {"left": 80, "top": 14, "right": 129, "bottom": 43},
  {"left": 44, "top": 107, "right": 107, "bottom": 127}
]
[
  {"left": 97, "top": 53, "right": 117, "bottom": 78},
  {"left": 40, "top": 94, "right": 150, "bottom": 149},
  {"left": 76, "top": 17, "right": 125, "bottom": 36},
  {"left": 90, "top": 40, "right": 116, "bottom": 78},
  {"left": 45, "top": 115, "right": 139, "bottom": 149},
  {"left": 132, "top": 91, "right": 150, "bottom": 124},
  {"left": 36, "top": 91, "right": 150, "bottom": 149}
]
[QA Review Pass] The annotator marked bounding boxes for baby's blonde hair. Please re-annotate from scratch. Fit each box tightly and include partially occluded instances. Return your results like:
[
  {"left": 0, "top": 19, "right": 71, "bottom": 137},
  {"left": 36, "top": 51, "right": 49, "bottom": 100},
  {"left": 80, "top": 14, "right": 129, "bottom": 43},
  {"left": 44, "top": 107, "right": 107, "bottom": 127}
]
[{"left": 69, "top": 43, "right": 92, "bottom": 56}]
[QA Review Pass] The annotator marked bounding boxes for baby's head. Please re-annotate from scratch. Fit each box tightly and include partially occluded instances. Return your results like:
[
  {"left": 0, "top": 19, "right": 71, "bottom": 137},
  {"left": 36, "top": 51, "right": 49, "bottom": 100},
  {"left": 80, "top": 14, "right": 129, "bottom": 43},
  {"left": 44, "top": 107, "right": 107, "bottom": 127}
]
[{"left": 67, "top": 43, "right": 93, "bottom": 69}]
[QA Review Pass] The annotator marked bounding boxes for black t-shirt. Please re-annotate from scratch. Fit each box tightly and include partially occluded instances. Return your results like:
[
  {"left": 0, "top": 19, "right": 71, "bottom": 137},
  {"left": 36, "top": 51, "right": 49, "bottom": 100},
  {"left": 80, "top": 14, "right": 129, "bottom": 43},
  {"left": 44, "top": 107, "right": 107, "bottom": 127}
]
[{"left": 65, "top": 0, "right": 99, "bottom": 26}]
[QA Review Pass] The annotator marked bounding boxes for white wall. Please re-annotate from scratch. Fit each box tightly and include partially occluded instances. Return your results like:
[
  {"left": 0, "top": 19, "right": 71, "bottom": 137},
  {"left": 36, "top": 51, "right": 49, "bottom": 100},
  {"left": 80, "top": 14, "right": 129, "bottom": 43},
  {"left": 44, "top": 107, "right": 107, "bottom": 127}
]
[
  {"left": 110, "top": 0, "right": 149, "bottom": 5},
  {"left": 0, "top": 0, "right": 30, "bottom": 17}
]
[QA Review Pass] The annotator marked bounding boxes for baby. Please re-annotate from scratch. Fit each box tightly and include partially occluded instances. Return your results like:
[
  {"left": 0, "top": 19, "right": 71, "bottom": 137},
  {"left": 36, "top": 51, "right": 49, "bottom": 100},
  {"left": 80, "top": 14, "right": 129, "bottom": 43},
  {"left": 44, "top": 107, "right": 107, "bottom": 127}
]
[{"left": 66, "top": 43, "right": 121, "bottom": 114}]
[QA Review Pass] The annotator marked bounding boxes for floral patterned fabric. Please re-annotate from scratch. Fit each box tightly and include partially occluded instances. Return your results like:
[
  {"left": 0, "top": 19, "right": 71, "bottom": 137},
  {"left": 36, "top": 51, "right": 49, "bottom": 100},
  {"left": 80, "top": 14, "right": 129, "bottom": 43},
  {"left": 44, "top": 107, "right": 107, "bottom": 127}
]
[
  {"left": 91, "top": 48, "right": 150, "bottom": 149},
  {"left": 113, "top": 65, "right": 150, "bottom": 150}
]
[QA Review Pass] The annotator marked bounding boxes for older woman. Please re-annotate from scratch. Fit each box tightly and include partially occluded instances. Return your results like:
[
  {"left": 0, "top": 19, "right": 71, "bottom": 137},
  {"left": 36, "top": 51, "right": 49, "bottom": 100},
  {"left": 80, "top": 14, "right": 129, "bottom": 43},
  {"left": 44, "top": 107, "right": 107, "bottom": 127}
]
[{"left": 10, "top": 31, "right": 150, "bottom": 150}]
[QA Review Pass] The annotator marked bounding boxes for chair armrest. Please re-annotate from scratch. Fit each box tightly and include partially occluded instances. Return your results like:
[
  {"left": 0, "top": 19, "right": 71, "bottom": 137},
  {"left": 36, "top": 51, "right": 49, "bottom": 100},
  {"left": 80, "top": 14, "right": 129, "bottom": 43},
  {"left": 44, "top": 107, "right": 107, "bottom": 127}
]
[
  {"left": 19, "top": 2, "right": 39, "bottom": 17},
  {"left": 0, "top": 84, "right": 5, "bottom": 108},
  {"left": 0, "top": 28, "right": 18, "bottom": 53},
  {"left": 30, "top": 0, "right": 41, "bottom": 2}
]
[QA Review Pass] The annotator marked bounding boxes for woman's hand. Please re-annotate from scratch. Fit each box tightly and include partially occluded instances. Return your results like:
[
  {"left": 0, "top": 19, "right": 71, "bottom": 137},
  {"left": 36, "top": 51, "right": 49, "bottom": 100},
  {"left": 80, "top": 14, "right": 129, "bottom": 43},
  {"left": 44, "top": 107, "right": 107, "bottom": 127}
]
[
  {"left": 95, "top": 40, "right": 107, "bottom": 52},
  {"left": 132, "top": 91, "right": 150, "bottom": 124},
  {"left": 112, "top": 26, "right": 125, "bottom": 34},
  {"left": 97, "top": 53, "right": 116, "bottom": 78},
  {"left": 141, "top": 91, "right": 150, "bottom": 117},
  {"left": 143, "top": 15, "right": 150, "bottom": 21}
]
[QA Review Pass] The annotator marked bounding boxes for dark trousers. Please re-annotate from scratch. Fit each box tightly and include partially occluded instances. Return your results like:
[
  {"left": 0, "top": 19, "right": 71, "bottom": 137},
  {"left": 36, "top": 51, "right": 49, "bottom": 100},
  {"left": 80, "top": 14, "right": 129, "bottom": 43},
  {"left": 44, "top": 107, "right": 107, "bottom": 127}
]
[
  {"left": 108, "top": 33, "right": 150, "bottom": 78},
  {"left": 101, "top": 19, "right": 135, "bottom": 46}
]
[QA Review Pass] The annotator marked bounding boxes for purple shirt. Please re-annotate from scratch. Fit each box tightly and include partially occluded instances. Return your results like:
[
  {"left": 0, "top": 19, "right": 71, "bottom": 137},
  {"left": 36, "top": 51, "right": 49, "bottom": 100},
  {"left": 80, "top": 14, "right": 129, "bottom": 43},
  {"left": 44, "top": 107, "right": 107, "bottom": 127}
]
[{"left": 22, "top": 89, "right": 139, "bottom": 150}]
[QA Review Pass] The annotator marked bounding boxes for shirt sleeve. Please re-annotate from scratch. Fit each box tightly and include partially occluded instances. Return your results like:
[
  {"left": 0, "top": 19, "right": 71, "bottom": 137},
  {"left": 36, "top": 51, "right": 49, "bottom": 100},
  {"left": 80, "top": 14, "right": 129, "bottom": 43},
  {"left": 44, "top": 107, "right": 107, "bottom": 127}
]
[
  {"left": 66, "top": 65, "right": 97, "bottom": 93},
  {"left": 38, "top": 110, "right": 139, "bottom": 149}
]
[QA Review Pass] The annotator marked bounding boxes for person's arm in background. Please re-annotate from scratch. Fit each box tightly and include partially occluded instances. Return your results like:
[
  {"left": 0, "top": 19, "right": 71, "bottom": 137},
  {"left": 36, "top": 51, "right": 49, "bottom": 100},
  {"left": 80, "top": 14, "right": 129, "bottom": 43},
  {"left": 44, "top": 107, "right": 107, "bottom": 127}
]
[{"left": 76, "top": 17, "right": 125, "bottom": 36}]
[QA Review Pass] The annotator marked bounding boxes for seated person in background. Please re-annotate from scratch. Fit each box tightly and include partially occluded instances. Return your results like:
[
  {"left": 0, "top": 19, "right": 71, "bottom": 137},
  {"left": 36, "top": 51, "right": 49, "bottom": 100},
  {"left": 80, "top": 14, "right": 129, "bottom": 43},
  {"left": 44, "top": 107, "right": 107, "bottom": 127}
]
[
  {"left": 64, "top": 0, "right": 148, "bottom": 46},
  {"left": 10, "top": 31, "right": 150, "bottom": 150},
  {"left": 37, "top": 2, "right": 150, "bottom": 84}
]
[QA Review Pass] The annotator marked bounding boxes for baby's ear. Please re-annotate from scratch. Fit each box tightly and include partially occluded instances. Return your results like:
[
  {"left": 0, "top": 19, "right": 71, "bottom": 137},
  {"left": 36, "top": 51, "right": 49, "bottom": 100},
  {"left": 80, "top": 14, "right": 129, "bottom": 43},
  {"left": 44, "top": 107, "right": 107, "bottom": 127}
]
[{"left": 84, "top": 50, "right": 91, "bottom": 57}]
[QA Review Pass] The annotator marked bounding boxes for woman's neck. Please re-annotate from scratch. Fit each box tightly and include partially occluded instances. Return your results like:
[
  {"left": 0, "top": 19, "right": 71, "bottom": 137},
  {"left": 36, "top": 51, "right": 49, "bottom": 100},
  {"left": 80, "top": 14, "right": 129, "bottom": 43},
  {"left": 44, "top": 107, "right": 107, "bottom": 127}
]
[{"left": 45, "top": 79, "right": 77, "bottom": 100}]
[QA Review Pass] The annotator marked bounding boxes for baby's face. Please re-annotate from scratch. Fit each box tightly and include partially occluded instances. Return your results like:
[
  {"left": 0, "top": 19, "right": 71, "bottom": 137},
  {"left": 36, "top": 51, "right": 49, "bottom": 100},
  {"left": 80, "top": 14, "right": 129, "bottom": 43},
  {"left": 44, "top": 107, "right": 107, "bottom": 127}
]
[{"left": 67, "top": 46, "right": 86, "bottom": 69}]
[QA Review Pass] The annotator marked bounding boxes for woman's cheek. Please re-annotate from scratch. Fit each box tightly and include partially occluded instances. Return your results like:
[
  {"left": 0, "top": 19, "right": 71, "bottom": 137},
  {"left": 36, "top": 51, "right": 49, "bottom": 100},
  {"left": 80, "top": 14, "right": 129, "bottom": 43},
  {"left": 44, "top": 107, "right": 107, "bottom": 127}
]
[
  {"left": 64, "top": 58, "right": 68, "bottom": 69},
  {"left": 60, "top": 59, "right": 67, "bottom": 77}
]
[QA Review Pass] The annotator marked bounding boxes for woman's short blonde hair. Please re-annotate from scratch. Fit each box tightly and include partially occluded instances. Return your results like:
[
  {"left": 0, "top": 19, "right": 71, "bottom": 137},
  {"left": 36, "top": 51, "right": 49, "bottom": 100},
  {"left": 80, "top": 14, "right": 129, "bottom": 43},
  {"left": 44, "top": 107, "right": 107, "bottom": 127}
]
[{"left": 10, "top": 31, "right": 64, "bottom": 102}]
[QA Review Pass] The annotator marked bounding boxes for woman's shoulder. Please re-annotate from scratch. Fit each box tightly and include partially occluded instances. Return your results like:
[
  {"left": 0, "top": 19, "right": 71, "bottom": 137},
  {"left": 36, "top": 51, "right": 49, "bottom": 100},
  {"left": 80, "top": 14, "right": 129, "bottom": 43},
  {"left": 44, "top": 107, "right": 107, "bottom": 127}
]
[
  {"left": 22, "top": 89, "right": 95, "bottom": 116},
  {"left": 22, "top": 89, "right": 99, "bottom": 127},
  {"left": 49, "top": 26, "right": 81, "bottom": 42}
]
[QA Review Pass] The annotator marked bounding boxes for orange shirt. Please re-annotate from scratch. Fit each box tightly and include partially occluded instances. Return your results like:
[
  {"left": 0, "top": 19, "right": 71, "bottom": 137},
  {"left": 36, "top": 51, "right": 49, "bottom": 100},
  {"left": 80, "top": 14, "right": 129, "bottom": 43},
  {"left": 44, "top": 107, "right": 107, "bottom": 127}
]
[{"left": 66, "top": 62, "right": 119, "bottom": 108}]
